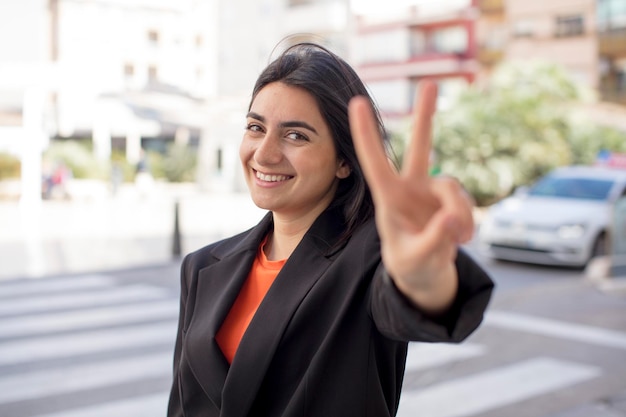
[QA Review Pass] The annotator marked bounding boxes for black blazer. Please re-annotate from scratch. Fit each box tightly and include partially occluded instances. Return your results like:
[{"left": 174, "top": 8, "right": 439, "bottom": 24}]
[{"left": 168, "top": 208, "right": 493, "bottom": 417}]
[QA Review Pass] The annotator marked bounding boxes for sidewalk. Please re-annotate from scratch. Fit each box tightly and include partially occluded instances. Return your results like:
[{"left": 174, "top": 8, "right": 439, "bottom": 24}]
[
  {"left": 0, "top": 182, "right": 266, "bottom": 280},
  {"left": 4, "top": 180, "right": 624, "bottom": 289}
]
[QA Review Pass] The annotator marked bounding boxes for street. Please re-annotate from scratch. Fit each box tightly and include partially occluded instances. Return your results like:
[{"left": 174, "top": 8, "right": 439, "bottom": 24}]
[
  {"left": 399, "top": 248, "right": 626, "bottom": 417},
  {"left": 0, "top": 245, "right": 625, "bottom": 417}
]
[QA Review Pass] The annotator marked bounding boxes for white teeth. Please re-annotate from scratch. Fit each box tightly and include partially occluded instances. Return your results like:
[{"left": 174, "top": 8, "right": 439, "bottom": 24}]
[{"left": 256, "top": 171, "right": 289, "bottom": 182}]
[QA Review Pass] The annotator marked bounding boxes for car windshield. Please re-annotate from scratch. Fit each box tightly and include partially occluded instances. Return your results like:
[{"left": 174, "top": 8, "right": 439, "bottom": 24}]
[{"left": 528, "top": 176, "right": 614, "bottom": 201}]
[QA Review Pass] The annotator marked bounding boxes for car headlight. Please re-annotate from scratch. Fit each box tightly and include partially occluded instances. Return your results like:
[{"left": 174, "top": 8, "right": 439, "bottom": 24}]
[{"left": 557, "top": 224, "right": 586, "bottom": 239}]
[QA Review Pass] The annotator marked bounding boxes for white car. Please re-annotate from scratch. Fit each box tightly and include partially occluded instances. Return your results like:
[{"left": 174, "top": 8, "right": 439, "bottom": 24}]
[{"left": 478, "top": 165, "right": 626, "bottom": 268}]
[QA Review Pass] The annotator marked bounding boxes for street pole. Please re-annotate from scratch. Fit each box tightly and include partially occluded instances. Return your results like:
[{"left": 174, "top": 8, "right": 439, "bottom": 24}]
[{"left": 172, "top": 200, "right": 182, "bottom": 259}]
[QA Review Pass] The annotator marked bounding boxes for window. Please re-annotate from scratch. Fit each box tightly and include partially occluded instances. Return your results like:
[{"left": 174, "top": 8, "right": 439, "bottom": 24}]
[
  {"left": 148, "top": 65, "right": 158, "bottom": 82},
  {"left": 598, "top": 0, "right": 626, "bottom": 31},
  {"left": 147, "top": 30, "right": 160, "bottom": 46},
  {"left": 555, "top": 15, "right": 584, "bottom": 37},
  {"left": 615, "top": 58, "right": 626, "bottom": 92},
  {"left": 124, "top": 63, "right": 134, "bottom": 77},
  {"left": 410, "top": 31, "right": 426, "bottom": 55},
  {"left": 483, "top": 25, "right": 507, "bottom": 49},
  {"left": 430, "top": 26, "right": 467, "bottom": 54},
  {"left": 529, "top": 177, "right": 614, "bottom": 201},
  {"left": 512, "top": 18, "right": 534, "bottom": 38}
]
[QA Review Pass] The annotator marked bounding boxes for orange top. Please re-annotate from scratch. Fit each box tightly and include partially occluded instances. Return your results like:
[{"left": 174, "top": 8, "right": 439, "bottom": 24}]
[{"left": 216, "top": 237, "right": 286, "bottom": 364}]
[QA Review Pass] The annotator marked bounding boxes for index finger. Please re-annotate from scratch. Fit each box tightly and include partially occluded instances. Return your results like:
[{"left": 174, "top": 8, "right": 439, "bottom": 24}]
[
  {"left": 348, "top": 96, "right": 396, "bottom": 199},
  {"left": 403, "top": 80, "right": 438, "bottom": 179}
]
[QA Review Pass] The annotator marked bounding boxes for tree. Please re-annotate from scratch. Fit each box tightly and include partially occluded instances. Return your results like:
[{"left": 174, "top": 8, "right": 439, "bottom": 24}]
[{"left": 430, "top": 61, "right": 626, "bottom": 206}]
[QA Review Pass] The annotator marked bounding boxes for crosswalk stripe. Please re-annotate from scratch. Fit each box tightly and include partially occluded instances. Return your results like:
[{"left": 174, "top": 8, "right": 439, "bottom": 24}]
[
  {"left": 0, "top": 275, "right": 114, "bottom": 299},
  {"left": 485, "top": 310, "right": 626, "bottom": 350},
  {"left": 30, "top": 392, "right": 169, "bottom": 417},
  {"left": 0, "top": 276, "right": 610, "bottom": 417},
  {"left": 0, "top": 300, "right": 178, "bottom": 339},
  {"left": 0, "top": 352, "right": 171, "bottom": 404},
  {"left": 397, "top": 357, "right": 601, "bottom": 417},
  {"left": 0, "top": 275, "right": 177, "bottom": 415},
  {"left": 0, "top": 320, "right": 177, "bottom": 366},
  {"left": 0, "top": 285, "right": 169, "bottom": 316},
  {"left": 405, "top": 343, "right": 486, "bottom": 372}
]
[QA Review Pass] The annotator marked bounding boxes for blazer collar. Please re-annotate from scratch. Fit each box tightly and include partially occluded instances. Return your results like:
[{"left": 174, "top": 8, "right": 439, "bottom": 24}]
[
  {"left": 211, "top": 207, "right": 347, "bottom": 259},
  {"left": 185, "top": 208, "right": 348, "bottom": 415}
]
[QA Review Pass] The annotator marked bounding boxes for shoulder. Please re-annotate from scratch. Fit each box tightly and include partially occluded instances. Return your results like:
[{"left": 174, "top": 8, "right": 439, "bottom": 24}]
[
  {"left": 178, "top": 227, "right": 258, "bottom": 294},
  {"left": 321, "top": 216, "right": 380, "bottom": 276},
  {"left": 183, "top": 211, "right": 272, "bottom": 269},
  {"left": 342, "top": 216, "right": 379, "bottom": 254},
  {"left": 184, "top": 228, "right": 255, "bottom": 270}
]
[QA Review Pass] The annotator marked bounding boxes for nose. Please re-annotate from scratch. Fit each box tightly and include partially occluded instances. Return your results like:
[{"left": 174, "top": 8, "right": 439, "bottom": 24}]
[{"left": 254, "top": 132, "right": 283, "bottom": 166}]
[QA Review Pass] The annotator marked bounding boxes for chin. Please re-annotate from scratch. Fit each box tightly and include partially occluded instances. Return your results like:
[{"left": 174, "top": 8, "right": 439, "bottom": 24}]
[{"left": 249, "top": 194, "right": 275, "bottom": 211}]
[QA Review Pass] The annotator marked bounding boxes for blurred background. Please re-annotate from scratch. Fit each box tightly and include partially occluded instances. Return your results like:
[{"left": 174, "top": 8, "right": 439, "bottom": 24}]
[
  {"left": 1, "top": 1, "right": 626, "bottom": 417},
  {"left": 1, "top": 0, "right": 626, "bottom": 276}
]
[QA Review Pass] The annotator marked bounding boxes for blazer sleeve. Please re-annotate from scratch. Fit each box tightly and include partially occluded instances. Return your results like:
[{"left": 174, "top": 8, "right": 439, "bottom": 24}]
[{"left": 370, "top": 248, "right": 494, "bottom": 343}]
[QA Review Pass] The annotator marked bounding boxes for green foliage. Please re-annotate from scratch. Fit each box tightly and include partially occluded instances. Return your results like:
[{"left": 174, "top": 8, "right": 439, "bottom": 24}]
[
  {"left": 43, "top": 140, "right": 108, "bottom": 179},
  {"left": 158, "top": 143, "right": 197, "bottom": 182},
  {"left": 567, "top": 121, "right": 626, "bottom": 165},
  {"left": 0, "top": 152, "right": 21, "bottom": 180},
  {"left": 110, "top": 150, "right": 136, "bottom": 182},
  {"left": 129, "top": 144, "right": 197, "bottom": 182},
  {"left": 39, "top": 140, "right": 198, "bottom": 183},
  {"left": 144, "top": 150, "right": 165, "bottom": 179},
  {"left": 427, "top": 61, "right": 626, "bottom": 206}
]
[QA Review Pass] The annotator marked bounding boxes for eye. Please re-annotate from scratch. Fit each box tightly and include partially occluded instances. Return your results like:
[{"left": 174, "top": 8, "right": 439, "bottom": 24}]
[
  {"left": 286, "top": 131, "right": 309, "bottom": 142},
  {"left": 245, "top": 123, "right": 264, "bottom": 135}
]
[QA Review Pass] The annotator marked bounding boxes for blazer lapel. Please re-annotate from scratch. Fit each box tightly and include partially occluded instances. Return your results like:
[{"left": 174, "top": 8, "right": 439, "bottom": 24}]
[
  {"left": 221, "top": 208, "right": 347, "bottom": 416},
  {"left": 183, "top": 213, "right": 273, "bottom": 411}
]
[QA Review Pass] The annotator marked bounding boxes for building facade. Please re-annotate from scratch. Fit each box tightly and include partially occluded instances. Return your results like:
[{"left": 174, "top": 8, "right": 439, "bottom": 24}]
[
  {"left": 597, "top": 0, "right": 626, "bottom": 106},
  {"left": 4, "top": 0, "right": 623, "bottom": 199},
  {"left": 475, "top": 0, "right": 626, "bottom": 127},
  {"left": 503, "top": 0, "right": 599, "bottom": 88},
  {"left": 351, "top": 0, "right": 478, "bottom": 132},
  {"left": 0, "top": 0, "right": 352, "bottom": 195}
]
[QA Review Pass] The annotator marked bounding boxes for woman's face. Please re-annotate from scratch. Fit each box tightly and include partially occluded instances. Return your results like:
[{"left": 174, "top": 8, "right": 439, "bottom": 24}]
[{"left": 240, "top": 82, "right": 350, "bottom": 220}]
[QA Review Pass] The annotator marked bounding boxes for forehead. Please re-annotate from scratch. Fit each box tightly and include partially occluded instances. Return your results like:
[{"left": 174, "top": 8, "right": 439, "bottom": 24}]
[{"left": 250, "top": 82, "right": 324, "bottom": 122}]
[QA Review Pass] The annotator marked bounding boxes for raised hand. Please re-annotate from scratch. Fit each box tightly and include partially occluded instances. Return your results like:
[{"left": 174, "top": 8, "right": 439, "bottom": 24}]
[{"left": 348, "top": 81, "right": 474, "bottom": 314}]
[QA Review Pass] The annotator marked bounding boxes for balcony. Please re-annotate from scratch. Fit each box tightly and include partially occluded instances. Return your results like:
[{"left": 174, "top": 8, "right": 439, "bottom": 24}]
[
  {"left": 477, "top": 47, "right": 504, "bottom": 66},
  {"left": 357, "top": 54, "right": 477, "bottom": 81},
  {"left": 477, "top": 0, "right": 504, "bottom": 15},
  {"left": 599, "top": 86, "right": 626, "bottom": 106},
  {"left": 598, "top": 27, "right": 626, "bottom": 56}
]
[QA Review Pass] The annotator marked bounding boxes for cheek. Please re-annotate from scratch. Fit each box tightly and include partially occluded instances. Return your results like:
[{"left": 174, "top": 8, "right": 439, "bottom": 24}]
[
  {"left": 307, "top": 156, "right": 341, "bottom": 180},
  {"left": 239, "top": 139, "right": 252, "bottom": 164}
]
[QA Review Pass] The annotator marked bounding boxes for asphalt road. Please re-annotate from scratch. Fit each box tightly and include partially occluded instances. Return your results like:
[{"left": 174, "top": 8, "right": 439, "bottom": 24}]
[{"left": 0, "top": 242, "right": 625, "bottom": 417}]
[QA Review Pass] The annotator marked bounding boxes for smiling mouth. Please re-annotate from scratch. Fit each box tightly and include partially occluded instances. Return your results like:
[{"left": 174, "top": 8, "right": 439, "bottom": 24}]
[{"left": 255, "top": 170, "right": 293, "bottom": 182}]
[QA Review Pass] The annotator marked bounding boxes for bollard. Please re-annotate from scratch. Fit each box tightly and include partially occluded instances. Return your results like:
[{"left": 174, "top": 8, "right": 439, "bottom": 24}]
[{"left": 172, "top": 200, "right": 182, "bottom": 258}]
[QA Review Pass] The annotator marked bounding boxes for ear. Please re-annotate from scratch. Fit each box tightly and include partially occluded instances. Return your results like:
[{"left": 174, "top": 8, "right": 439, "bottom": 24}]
[{"left": 336, "top": 160, "right": 351, "bottom": 179}]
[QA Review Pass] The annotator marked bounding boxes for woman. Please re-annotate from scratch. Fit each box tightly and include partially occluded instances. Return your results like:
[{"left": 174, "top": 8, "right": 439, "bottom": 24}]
[{"left": 168, "top": 42, "right": 493, "bottom": 417}]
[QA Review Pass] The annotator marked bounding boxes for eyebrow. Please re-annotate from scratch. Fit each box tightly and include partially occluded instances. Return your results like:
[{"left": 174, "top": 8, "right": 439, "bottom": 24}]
[{"left": 246, "top": 111, "right": 318, "bottom": 135}]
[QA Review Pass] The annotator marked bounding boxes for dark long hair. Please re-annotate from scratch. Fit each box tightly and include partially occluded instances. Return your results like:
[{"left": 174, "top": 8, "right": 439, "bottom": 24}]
[{"left": 249, "top": 42, "right": 387, "bottom": 240}]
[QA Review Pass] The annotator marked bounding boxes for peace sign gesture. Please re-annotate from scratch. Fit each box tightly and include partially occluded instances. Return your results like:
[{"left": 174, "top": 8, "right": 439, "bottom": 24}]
[{"left": 348, "top": 81, "right": 474, "bottom": 314}]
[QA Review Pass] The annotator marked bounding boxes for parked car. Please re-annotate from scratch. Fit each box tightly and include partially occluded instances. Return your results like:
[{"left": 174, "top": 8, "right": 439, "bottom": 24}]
[{"left": 478, "top": 165, "right": 626, "bottom": 268}]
